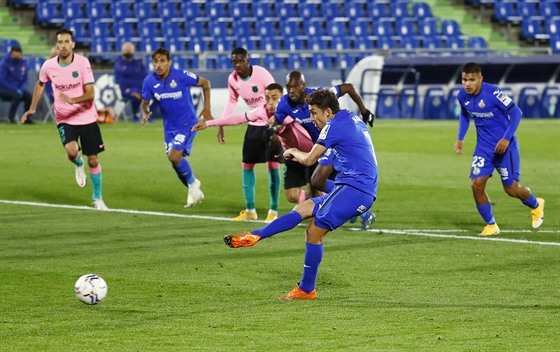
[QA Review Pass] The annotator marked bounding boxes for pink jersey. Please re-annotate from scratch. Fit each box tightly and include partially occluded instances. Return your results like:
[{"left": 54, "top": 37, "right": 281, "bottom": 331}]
[
  {"left": 208, "top": 104, "right": 270, "bottom": 127},
  {"left": 221, "top": 65, "right": 275, "bottom": 126},
  {"left": 39, "top": 54, "right": 98, "bottom": 125}
]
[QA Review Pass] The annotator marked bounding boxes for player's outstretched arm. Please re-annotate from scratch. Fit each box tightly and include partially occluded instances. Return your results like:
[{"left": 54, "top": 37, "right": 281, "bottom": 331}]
[
  {"left": 338, "top": 83, "right": 374, "bottom": 126},
  {"left": 21, "top": 80, "right": 46, "bottom": 123},
  {"left": 197, "top": 76, "right": 213, "bottom": 121},
  {"left": 284, "top": 144, "right": 327, "bottom": 166}
]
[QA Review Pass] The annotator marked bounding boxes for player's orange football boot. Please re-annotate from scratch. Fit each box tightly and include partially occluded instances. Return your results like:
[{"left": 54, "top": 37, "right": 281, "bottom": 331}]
[
  {"left": 223, "top": 232, "right": 261, "bottom": 248},
  {"left": 279, "top": 285, "right": 317, "bottom": 300},
  {"left": 531, "top": 198, "right": 545, "bottom": 229}
]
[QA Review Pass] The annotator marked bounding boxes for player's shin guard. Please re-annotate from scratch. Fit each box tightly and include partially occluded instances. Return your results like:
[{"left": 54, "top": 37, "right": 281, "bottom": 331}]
[
  {"left": 242, "top": 167, "right": 256, "bottom": 210},
  {"left": 477, "top": 203, "right": 496, "bottom": 225},
  {"left": 90, "top": 164, "right": 102, "bottom": 200},
  {"left": 252, "top": 211, "right": 303, "bottom": 239},
  {"left": 173, "top": 158, "right": 194, "bottom": 187},
  {"left": 268, "top": 167, "right": 280, "bottom": 211},
  {"left": 299, "top": 242, "right": 324, "bottom": 293}
]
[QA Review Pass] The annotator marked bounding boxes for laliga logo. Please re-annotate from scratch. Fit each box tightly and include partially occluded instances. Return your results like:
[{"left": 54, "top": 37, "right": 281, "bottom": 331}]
[{"left": 94, "top": 73, "right": 126, "bottom": 117}]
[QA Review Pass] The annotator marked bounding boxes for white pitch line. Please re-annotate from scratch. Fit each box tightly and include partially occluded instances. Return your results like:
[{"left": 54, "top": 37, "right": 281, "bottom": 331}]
[{"left": 2, "top": 199, "right": 559, "bottom": 246}]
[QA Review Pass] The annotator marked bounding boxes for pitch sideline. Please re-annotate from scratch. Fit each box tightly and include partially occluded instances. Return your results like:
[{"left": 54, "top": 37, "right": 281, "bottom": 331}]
[{"left": 1, "top": 199, "right": 559, "bottom": 247}]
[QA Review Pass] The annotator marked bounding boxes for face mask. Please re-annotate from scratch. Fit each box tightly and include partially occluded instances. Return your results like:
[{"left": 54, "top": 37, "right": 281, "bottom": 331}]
[
  {"left": 123, "top": 53, "right": 133, "bottom": 60},
  {"left": 12, "top": 58, "right": 21, "bottom": 63}
]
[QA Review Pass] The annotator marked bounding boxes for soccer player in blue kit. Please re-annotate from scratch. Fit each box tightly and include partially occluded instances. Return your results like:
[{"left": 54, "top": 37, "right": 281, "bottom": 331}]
[
  {"left": 271, "top": 71, "right": 374, "bottom": 204},
  {"left": 225, "top": 89, "right": 378, "bottom": 300},
  {"left": 454, "top": 62, "right": 544, "bottom": 236},
  {"left": 140, "top": 47, "right": 213, "bottom": 208}
]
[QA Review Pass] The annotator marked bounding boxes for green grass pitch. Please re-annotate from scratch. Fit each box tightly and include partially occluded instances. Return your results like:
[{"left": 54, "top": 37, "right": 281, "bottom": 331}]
[{"left": 1, "top": 119, "right": 559, "bottom": 351}]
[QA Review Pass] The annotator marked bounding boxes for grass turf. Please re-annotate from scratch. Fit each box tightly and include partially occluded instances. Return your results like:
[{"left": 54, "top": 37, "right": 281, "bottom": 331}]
[{"left": 1, "top": 119, "right": 559, "bottom": 351}]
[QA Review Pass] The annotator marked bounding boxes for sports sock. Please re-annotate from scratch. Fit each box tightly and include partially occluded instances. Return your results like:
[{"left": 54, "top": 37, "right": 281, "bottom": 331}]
[
  {"left": 242, "top": 167, "right": 256, "bottom": 209},
  {"left": 522, "top": 194, "right": 539, "bottom": 209},
  {"left": 324, "top": 180, "right": 335, "bottom": 193},
  {"left": 298, "top": 189, "right": 308, "bottom": 203},
  {"left": 72, "top": 155, "right": 84, "bottom": 167},
  {"left": 477, "top": 203, "right": 496, "bottom": 225},
  {"left": 252, "top": 211, "right": 303, "bottom": 239},
  {"left": 299, "top": 242, "right": 324, "bottom": 293},
  {"left": 90, "top": 164, "right": 102, "bottom": 201},
  {"left": 268, "top": 167, "right": 280, "bottom": 211},
  {"left": 173, "top": 158, "right": 193, "bottom": 187}
]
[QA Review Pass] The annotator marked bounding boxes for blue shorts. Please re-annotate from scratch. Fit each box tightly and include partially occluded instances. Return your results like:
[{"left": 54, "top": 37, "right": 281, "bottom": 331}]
[
  {"left": 312, "top": 184, "right": 375, "bottom": 231},
  {"left": 470, "top": 145, "right": 521, "bottom": 186},
  {"left": 164, "top": 127, "right": 197, "bottom": 157}
]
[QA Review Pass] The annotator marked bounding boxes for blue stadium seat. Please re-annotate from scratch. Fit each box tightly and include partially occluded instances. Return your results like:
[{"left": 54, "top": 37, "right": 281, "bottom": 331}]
[
  {"left": 390, "top": 1, "right": 410, "bottom": 18},
  {"left": 254, "top": 2, "right": 273, "bottom": 18},
  {"left": 351, "top": 18, "right": 372, "bottom": 37},
  {"left": 344, "top": 1, "right": 367, "bottom": 18},
  {"left": 213, "top": 37, "right": 233, "bottom": 52},
  {"left": 373, "top": 18, "right": 394, "bottom": 36},
  {"left": 261, "top": 36, "right": 280, "bottom": 51},
  {"left": 111, "top": 2, "right": 134, "bottom": 20},
  {"left": 139, "top": 37, "right": 162, "bottom": 53},
  {"left": 327, "top": 18, "right": 349, "bottom": 37},
  {"left": 206, "top": 2, "right": 228, "bottom": 19},
  {"left": 518, "top": 86, "right": 541, "bottom": 118},
  {"left": 493, "top": 1, "right": 522, "bottom": 24},
  {"left": 550, "top": 34, "right": 560, "bottom": 54},
  {"left": 91, "top": 20, "right": 112, "bottom": 38},
  {"left": 262, "top": 54, "right": 281, "bottom": 70},
  {"left": 67, "top": 19, "right": 90, "bottom": 43},
  {"left": 90, "top": 38, "right": 114, "bottom": 54},
  {"left": 216, "top": 55, "right": 231, "bottom": 70},
  {"left": 256, "top": 18, "right": 278, "bottom": 37},
  {"left": 541, "top": 86, "right": 560, "bottom": 118},
  {"left": 399, "top": 87, "right": 422, "bottom": 119},
  {"left": 306, "top": 36, "right": 326, "bottom": 50},
  {"left": 376, "top": 88, "right": 400, "bottom": 119},
  {"left": 27, "top": 57, "right": 46, "bottom": 72},
  {"left": 287, "top": 54, "right": 307, "bottom": 70},
  {"left": 441, "top": 19, "right": 462, "bottom": 37},
  {"left": 283, "top": 18, "right": 303, "bottom": 37},
  {"left": 545, "top": 18, "right": 560, "bottom": 36},
  {"left": 113, "top": 19, "right": 138, "bottom": 40},
  {"left": 63, "top": 2, "right": 86, "bottom": 19},
  {"left": 311, "top": 53, "right": 335, "bottom": 70},
  {"left": 419, "top": 18, "right": 439, "bottom": 37},
  {"left": 424, "top": 87, "right": 448, "bottom": 119},
  {"left": 322, "top": 1, "right": 343, "bottom": 19},
  {"left": 445, "top": 36, "right": 465, "bottom": 49},
  {"left": 229, "top": 2, "right": 252, "bottom": 19},
  {"left": 138, "top": 19, "right": 162, "bottom": 39},
  {"left": 412, "top": 2, "right": 433, "bottom": 19},
  {"left": 396, "top": 17, "right": 417, "bottom": 36},
  {"left": 182, "top": 2, "right": 203, "bottom": 18},
  {"left": 422, "top": 36, "right": 443, "bottom": 55},
  {"left": 134, "top": 2, "right": 157, "bottom": 20},
  {"left": 331, "top": 36, "right": 351, "bottom": 50},
  {"left": 518, "top": 2, "right": 538, "bottom": 18},
  {"left": 540, "top": 2, "right": 560, "bottom": 17},
  {"left": 354, "top": 36, "right": 374, "bottom": 50},
  {"left": 236, "top": 36, "right": 258, "bottom": 51},
  {"left": 162, "top": 20, "right": 185, "bottom": 38},
  {"left": 299, "top": 2, "right": 319, "bottom": 18},
  {"left": 521, "top": 18, "right": 549, "bottom": 42},
  {"left": 209, "top": 19, "right": 231, "bottom": 37},
  {"left": 399, "top": 35, "right": 420, "bottom": 56},
  {"left": 36, "top": 1, "right": 65, "bottom": 25},
  {"left": 376, "top": 36, "right": 396, "bottom": 50},
  {"left": 285, "top": 36, "right": 305, "bottom": 51},
  {"left": 467, "top": 36, "right": 488, "bottom": 48},
  {"left": 185, "top": 19, "right": 209, "bottom": 38},
  {"left": 188, "top": 37, "right": 208, "bottom": 53},
  {"left": 159, "top": 2, "right": 182, "bottom": 20},
  {"left": 367, "top": 2, "right": 389, "bottom": 18},
  {"left": 446, "top": 87, "right": 462, "bottom": 119},
  {"left": 167, "top": 37, "right": 187, "bottom": 52},
  {"left": 277, "top": 2, "right": 297, "bottom": 18},
  {"left": 233, "top": 18, "right": 256, "bottom": 37},
  {"left": 304, "top": 18, "right": 326, "bottom": 37}
]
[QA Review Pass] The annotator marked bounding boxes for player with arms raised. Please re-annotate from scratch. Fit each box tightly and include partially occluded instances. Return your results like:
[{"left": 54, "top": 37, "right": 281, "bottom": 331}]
[
  {"left": 454, "top": 62, "right": 544, "bottom": 236},
  {"left": 21, "top": 28, "right": 108, "bottom": 210}
]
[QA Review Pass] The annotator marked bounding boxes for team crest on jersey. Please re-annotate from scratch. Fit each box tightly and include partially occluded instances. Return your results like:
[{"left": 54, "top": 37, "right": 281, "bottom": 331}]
[
  {"left": 170, "top": 80, "right": 177, "bottom": 88},
  {"left": 252, "top": 86, "right": 258, "bottom": 93},
  {"left": 72, "top": 71, "right": 78, "bottom": 78},
  {"left": 478, "top": 99, "right": 485, "bottom": 108}
]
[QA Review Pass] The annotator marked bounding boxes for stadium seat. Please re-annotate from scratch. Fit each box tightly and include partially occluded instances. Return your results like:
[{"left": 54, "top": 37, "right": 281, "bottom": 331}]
[
  {"left": 445, "top": 36, "right": 465, "bottom": 50},
  {"left": 277, "top": 2, "right": 297, "bottom": 18},
  {"left": 493, "top": 1, "right": 522, "bottom": 24},
  {"left": 1, "top": 39, "right": 20, "bottom": 54},
  {"left": 467, "top": 36, "right": 488, "bottom": 49},
  {"left": 134, "top": 2, "right": 157, "bottom": 20},
  {"left": 264, "top": 54, "right": 283, "bottom": 70},
  {"left": 541, "top": 86, "right": 560, "bottom": 118},
  {"left": 167, "top": 37, "right": 187, "bottom": 52},
  {"left": 396, "top": 17, "right": 417, "bottom": 36},
  {"left": 307, "top": 36, "right": 328, "bottom": 50},
  {"left": 233, "top": 18, "right": 256, "bottom": 37},
  {"left": 419, "top": 18, "right": 439, "bottom": 37},
  {"left": 90, "top": 37, "right": 114, "bottom": 54},
  {"left": 90, "top": 20, "right": 112, "bottom": 38},
  {"left": 182, "top": 2, "right": 202, "bottom": 18},
  {"left": 236, "top": 36, "right": 258, "bottom": 51},
  {"left": 138, "top": 19, "right": 162, "bottom": 39},
  {"left": 162, "top": 20, "right": 185, "bottom": 38},
  {"left": 344, "top": 1, "right": 367, "bottom": 18},
  {"left": 261, "top": 36, "right": 280, "bottom": 51},
  {"left": 331, "top": 36, "right": 352, "bottom": 50},
  {"left": 545, "top": 18, "right": 560, "bottom": 36},
  {"left": 27, "top": 57, "right": 46, "bottom": 72},
  {"left": 159, "top": 2, "right": 182, "bottom": 20},
  {"left": 287, "top": 53, "right": 308, "bottom": 70},
  {"left": 399, "top": 87, "right": 422, "bottom": 119},
  {"left": 390, "top": 1, "right": 410, "bottom": 18},
  {"left": 63, "top": 2, "right": 86, "bottom": 19},
  {"left": 422, "top": 36, "right": 443, "bottom": 55},
  {"left": 350, "top": 18, "right": 372, "bottom": 37},
  {"left": 215, "top": 55, "right": 231, "bottom": 70},
  {"left": 446, "top": 87, "right": 462, "bottom": 119},
  {"left": 256, "top": 18, "right": 278, "bottom": 37},
  {"left": 254, "top": 2, "right": 273, "bottom": 18},
  {"left": 185, "top": 19, "right": 209, "bottom": 38},
  {"left": 213, "top": 37, "right": 233, "bottom": 52},
  {"left": 139, "top": 37, "right": 162, "bottom": 53},
  {"left": 441, "top": 19, "right": 462, "bottom": 37},
  {"left": 206, "top": 2, "right": 228, "bottom": 19},
  {"left": 113, "top": 20, "right": 138, "bottom": 41},
  {"left": 540, "top": 2, "right": 560, "bottom": 17},
  {"left": 400, "top": 35, "right": 421, "bottom": 54},
  {"left": 367, "top": 2, "right": 389, "bottom": 18},
  {"left": 521, "top": 18, "right": 549, "bottom": 42},
  {"left": 111, "top": 2, "right": 134, "bottom": 20},
  {"left": 285, "top": 36, "right": 305, "bottom": 51},
  {"left": 550, "top": 34, "right": 560, "bottom": 54},
  {"left": 518, "top": 2, "right": 539, "bottom": 18},
  {"left": 412, "top": 2, "right": 433, "bottom": 19},
  {"left": 283, "top": 18, "right": 304, "bottom": 37},
  {"left": 327, "top": 18, "right": 350, "bottom": 37},
  {"left": 311, "top": 53, "right": 335, "bottom": 70},
  {"left": 304, "top": 18, "right": 326, "bottom": 37},
  {"left": 373, "top": 18, "right": 394, "bottom": 37},
  {"left": 209, "top": 19, "right": 231, "bottom": 37},
  {"left": 36, "top": 1, "right": 65, "bottom": 25},
  {"left": 354, "top": 36, "right": 374, "bottom": 50},
  {"left": 322, "top": 1, "right": 344, "bottom": 19},
  {"left": 423, "top": 87, "right": 448, "bottom": 119},
  {"left": 299, "top": 2, "right": 320, "bottom": 18},
  {"left": 188, "top": 37, "right": 208, "bottom": 53},
  {"left": 518, "top": 86, "right": 541, "bottom": 118},
  {"left": 67, "top": 19, "right": 90, "bottom": 43},
  {"left": 229, "top": 2, "right": 252, "bottom": 19},
  {"left": 376, "top": 88, "right": 400, "bottom": 119},
  {"left": 376, "top": 36, "right": 397, "bottom": 50}
]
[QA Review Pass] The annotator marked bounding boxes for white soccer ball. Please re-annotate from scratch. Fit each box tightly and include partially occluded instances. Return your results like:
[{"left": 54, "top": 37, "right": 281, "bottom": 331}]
[{"left": 74, "top": 274, "right": 108, "bottom": 305}]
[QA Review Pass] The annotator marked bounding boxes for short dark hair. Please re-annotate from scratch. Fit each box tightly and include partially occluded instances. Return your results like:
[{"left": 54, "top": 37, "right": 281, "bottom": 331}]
[
  {"left": 9, "top": 46, "right": 22, "bottom": 54},
  {"left": 265, "top": 83, "right": 283, "bottom": 93},
  {"left": 231, "top": 47, "right": 248, "bottom": 57},
  {"left": 463, "top": 62, "right": 482, "bottom": 74},
  {"left": 306, "top": 89, "right": 340, "bottom": 114},
  {"left": 152, "top": 47, "right": 170, "bottom": 61},
  {"left": 56, "top": 28, "right": 74, "bottom": 41}
]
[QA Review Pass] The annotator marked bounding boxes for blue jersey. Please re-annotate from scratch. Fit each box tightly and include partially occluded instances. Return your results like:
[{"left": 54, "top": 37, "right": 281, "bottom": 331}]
[
  {"left": 275, "top": 86, "right": 341, "bottom": 142},
  {"left": 316, "top": 109, "right": 378, "bottom": 197},
  {"left": 457, "top": 82, "right": 519, "bottom": 153},
  {"left": 142, "top": 68, "right": 199, "bottom": 131}
]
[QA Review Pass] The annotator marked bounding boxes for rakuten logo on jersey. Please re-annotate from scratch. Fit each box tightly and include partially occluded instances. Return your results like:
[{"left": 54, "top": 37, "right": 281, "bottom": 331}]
[{"left": 55, "top": 82, "right": 81, "bottom": 91}]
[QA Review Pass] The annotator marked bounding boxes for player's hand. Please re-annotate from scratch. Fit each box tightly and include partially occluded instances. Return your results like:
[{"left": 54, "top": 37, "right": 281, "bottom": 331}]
[
  {"left": 362, "top": 109, "right": 374, "bottom": 127},
  {"left": 283, "top": 148, "right": 296, "bottom": 160},
  {"left": 191, "top": 121, "right": 207, "bottom": 131},
  {"left": 59, "top": 93, "right": 74, "bottom": 104},
  {"left": 494, "top": 138, "right": 509, "bottom": 155},
  {"left": 141, "top": 111, "right": 152, "bottom": 126},
  {"left": 21, "top": 109, "right": 35, "bottom": 124},
  {"left": 217, "top": 126, "right": 226, "bottom": 144},
  {"left": 454, "top": 140, "right": 464, "bottom": 155}
]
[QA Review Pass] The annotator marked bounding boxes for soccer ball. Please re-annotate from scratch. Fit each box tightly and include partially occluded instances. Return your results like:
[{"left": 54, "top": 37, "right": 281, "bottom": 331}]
[{"left": 74, "top": 274, "right": 108, "bottom": 305}]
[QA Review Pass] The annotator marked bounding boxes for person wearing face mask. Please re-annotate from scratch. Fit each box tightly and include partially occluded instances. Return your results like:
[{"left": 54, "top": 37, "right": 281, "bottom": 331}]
[
  {"left": 0, "top": 45, "right": 33, "bottom": 124},
  {"left": 114, "top": 42, "right": 147, "bottom": 122}
]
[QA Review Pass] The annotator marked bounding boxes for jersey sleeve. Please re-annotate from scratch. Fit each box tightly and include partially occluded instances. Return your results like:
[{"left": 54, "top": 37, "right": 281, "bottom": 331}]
[
  {"left": 221, "top": 74, "right": 240, "bottom": 118},
  {"left": 274, "top": 97, "right": 289, "bottom": 124},
  {"left": 141, "top": 76, "right": 152, "bottom": 100},
  {"left": 182, "top": 70, "right": 199, "bottom": 86},
  {"left": 38, "top": 62, "right": 50, "bottom": 84},
  {"left": 82, "top": 57, "right": 95, "bottom": 85}
]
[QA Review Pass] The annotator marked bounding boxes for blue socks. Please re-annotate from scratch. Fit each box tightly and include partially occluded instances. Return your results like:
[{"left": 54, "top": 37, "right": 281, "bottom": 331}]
[
  {"left": 173, "top": 158, "right": 194, "bottom": 187},
  {"left": 477, "top": 203, "right": 496, "bottom": 224},
  {"left": 299, "top": 242, "right": 324, "bottom": 293},
  {"left": 242, "top": 168, "right": 256, "bottom": 210},
  {"left": 522, "top": 194, "right": 539, "bottom": 209},
  {"left": 252, "top": 211, "right": 303, "bottom": 239},
  {"left": 268, "top": 168, "right": 280, "bottom": 211}
]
